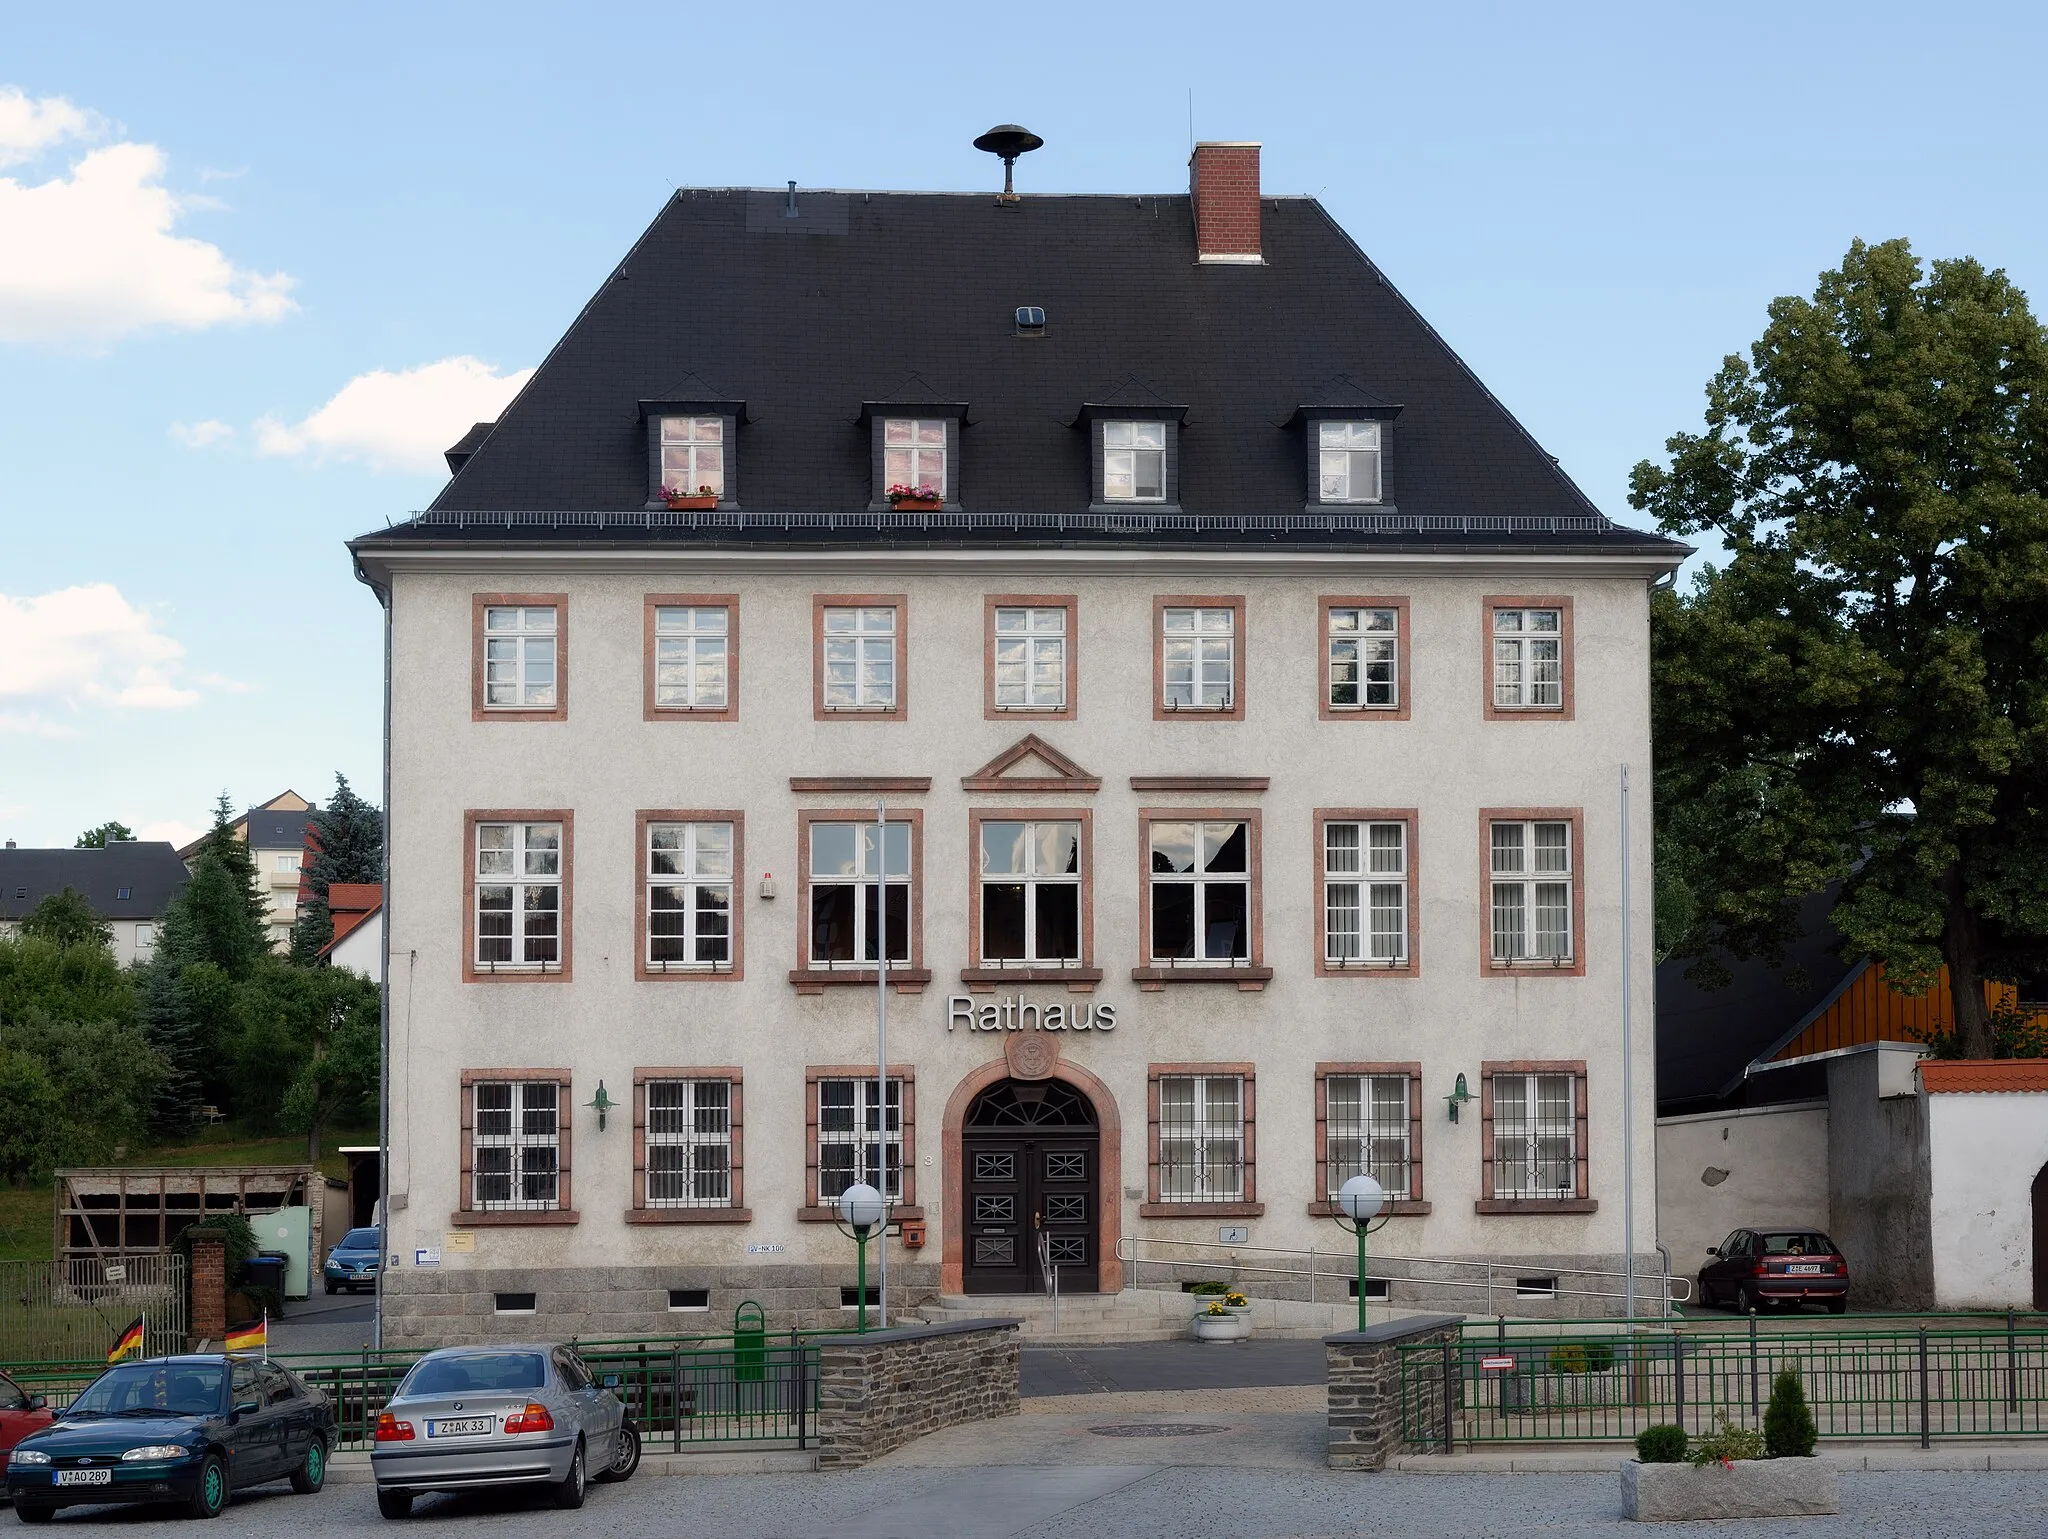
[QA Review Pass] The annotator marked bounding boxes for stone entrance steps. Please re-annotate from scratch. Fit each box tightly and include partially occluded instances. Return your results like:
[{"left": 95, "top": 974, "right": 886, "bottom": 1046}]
[{"left": 906, "top": 1287, "right": 1415, "bottom": 1344}]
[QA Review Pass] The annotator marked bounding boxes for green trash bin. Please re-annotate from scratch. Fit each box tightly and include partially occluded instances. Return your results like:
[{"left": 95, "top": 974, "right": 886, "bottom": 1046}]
[{"left": 734, "top": 1299, "right": 766, "bottom": 1384}]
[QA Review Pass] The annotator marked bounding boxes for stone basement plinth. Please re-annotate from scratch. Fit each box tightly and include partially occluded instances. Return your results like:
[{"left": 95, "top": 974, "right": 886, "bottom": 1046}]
[
  {"left": 1622, "top": 1458, "right": 1839, "bottom": 1521},
  {"left": 814, "top": 1317, "right": 1021, "bottom": 1470},
  {"left": 1324, "top": 1315, "right": 1465, "bottom": 1470}
]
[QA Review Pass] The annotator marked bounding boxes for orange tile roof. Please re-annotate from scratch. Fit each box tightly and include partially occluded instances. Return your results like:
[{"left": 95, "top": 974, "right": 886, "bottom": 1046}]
[
  {"left": 327, "top": 883, "right": 383, "bottom": 913},
  {"left": 1918, "top": 1060, "right": 2048, "bottom": 1093}
]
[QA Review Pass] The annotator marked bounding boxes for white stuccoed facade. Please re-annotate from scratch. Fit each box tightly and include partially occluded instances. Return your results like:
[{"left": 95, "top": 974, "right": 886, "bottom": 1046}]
[{"left": 360, "top": 542, "right": 1671, "bottom": 1339}]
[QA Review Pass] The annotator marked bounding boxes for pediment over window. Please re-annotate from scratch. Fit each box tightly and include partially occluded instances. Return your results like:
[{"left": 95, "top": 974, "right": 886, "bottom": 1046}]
[{"left": 961, "top": 734, "right": 1101, "bottom": 794}]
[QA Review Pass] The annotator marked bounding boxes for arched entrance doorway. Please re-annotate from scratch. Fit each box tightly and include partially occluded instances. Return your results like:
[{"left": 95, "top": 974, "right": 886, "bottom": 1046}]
[
  {"left": 2034, "top": 1162, "right": 2048, "bottom": 1310},
  {"left": 961, "top": 1079, "right": 1099, "bottom": 1295}
]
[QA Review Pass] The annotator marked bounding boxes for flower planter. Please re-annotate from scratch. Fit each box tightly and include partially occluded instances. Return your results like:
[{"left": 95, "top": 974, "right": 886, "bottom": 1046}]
[
  {"left": 1191, "top": 1313, "right": 1251, "bottom": 1342},
  {"left": 890, "top": 498, "right": 942, "bottom": 511},
  {"left": 1620, "top": 1458, "right": 1838, "bottom": 1522},
  {"left": 1222, "top": 1303, "right": 1252, "bottom": 1318},
  {"left": 666, "top": 496, "right": 718, "bottom": 510}
]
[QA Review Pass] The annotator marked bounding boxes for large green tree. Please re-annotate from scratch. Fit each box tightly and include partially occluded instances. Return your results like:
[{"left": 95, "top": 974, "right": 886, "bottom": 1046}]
[
  {"left": 18, "top": 888, "right": 112, "bottom": 951},
  {"left": 1637, "top": 238, "right": 2048, "bottom": 1057},
  {"left": 74, "top": 821, "right": 134, "bottom": 848},
  {"left": 289, "top": 774, "right": 384, "bottom": 964}
]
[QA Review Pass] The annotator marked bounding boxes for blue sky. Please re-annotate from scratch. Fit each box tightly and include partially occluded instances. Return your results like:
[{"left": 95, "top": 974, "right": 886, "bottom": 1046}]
[{"left": 4, "top": 1, "right": 2043, "bottom": 847}]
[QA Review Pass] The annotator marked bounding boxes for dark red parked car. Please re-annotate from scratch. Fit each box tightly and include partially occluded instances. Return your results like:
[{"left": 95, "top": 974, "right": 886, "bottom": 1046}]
[
  {"left": 1698, "top": 1228, "right": 1849, "bottom": 1314},
  {"left": 0, "top": 1371, "right": 56, "bottom": 1479}
]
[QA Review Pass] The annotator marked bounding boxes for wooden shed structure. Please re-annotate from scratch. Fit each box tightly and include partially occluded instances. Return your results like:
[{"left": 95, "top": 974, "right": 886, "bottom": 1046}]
[{"left": 53, "top": 1166, "right": 325, "bottom": 1265}]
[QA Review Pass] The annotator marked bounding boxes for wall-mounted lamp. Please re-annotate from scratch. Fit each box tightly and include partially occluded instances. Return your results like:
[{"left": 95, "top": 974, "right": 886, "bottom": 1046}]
[
  {"left": 586, "top": 1080, "right": 617, "bottom": 1131},
  {"left": 1445, "top": 1073, "right": 1472, "bottom": 1123}
]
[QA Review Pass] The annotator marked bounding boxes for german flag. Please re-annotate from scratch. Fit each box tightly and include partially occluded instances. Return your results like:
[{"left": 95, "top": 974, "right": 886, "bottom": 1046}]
[
  {"left": 107, "top": 1315, "right": 145, "bottom": 1363},
  {"left": 223, "top": 1314, "right": 266, "bottom": 1354}
]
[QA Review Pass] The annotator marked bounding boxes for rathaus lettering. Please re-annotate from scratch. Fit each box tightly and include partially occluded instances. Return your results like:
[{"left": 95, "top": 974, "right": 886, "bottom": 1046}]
[{"left": 946, "top": 994, "right": 1118, "bottom": 1032}]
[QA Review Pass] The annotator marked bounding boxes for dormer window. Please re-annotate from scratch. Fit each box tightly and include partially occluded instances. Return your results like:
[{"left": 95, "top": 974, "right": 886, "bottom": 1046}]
[
  {"left": 1318, "top": 422, "right": 1382, "bottom": 503},
  {"left": 659, "top": 417, "right": 724, "bottom": 501},
  {"left": 883, "top": 419, "right": 947, "bottom": 502},
  {"left": 1103, "top": 421, "right": 1167, "bottom": 502}
]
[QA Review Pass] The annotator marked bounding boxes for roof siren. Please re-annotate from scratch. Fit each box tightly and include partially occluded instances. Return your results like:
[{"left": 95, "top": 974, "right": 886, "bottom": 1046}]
[{"left": 973, "top": 124, "right": 1044, "bottom": 206}]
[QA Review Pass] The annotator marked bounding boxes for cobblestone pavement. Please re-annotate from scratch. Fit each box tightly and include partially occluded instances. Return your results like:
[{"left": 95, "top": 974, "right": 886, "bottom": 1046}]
[{"left": 28, "top": 1466, "right": 2048, "bottom": 1536}]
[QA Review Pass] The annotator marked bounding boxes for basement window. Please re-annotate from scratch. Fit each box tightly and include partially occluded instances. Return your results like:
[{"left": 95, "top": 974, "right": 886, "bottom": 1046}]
[
  {"left": 668, "top": 1288, "right": 710, "bottom": 1312},
  {"left": 1347, "top": 1279, "right": 1391, "bottom": 1302},
  {"left": 493, "top": 1291, "right": 538, "bottom": 1315},
  {"left": 839, "top": 1286, "right": 880, "bottom": 1309},
  {"left": 1514, "top": 1276, "right": 1558, "bottom": 1300}
]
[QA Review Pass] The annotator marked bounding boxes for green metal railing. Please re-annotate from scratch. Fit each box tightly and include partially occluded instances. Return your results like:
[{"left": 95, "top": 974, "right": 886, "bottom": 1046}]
[
  {"left": 1399, "top": 1317, "right": 2048, "bottom": 1448},
  {"left": 5, "top": 1330, "right": 821, "bottom": 1453}
]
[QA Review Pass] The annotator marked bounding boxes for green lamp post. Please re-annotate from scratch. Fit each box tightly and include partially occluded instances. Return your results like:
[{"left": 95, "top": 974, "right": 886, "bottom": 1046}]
[
  {"left": 834, "top": 1183, "right": 886, "bottom": 1333},
  {"left": 1334, "top": 1173, "right": 1391, "bottom": 1332}
]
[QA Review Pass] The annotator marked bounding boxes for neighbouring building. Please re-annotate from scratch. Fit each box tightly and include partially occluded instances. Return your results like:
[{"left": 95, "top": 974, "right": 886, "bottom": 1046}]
[
  {"left": 0, "top": 839, "right": 190, "bottom": 965},
  {"left": 320, "top": 882, "right": 384, "bottom": 978},
  {"left": 349, "top": 135, "right": 1685, "bottom": 1342},
  {"left": 181, "top": 791, "right": 316, "bottom": 951}
]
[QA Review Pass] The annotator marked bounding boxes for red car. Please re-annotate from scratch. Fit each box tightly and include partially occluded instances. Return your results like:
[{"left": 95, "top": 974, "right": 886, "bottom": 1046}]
[
  {"left": 0, "top": 1371, "right": 56, "bottom": 1478},
  {"left": 1698, "top": 1228, "right": 1850, "bottom": 1314}
]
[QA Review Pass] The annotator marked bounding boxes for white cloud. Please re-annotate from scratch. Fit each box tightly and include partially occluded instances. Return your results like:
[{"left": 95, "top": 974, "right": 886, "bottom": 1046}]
[
  {"left": 137, "top": 818, "right": 206, "bottom": 851},
  {"left": 256, "top": 356, "right": 534, "bottom": 474},
  {"left": 0, "top": 585, "right": 200, "bottom": 735},
  {"left": 0, "top": 127, "right": 296, "bottom": 345},
  {"left": 0, "top": 86, "right": 104, "bottom": 167},
  {"left": 170, "top": 418, "right": 234, "bottom": 448}
]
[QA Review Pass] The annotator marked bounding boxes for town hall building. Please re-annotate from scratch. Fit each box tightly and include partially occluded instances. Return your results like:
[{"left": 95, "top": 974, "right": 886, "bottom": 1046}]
[{"left": 349, "top": 136, "right": 1686, "bottom": 1340}]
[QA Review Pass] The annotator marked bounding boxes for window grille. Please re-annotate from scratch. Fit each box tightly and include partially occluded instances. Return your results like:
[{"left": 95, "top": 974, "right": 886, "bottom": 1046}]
[
  {"left": 821, "top": 606, "right": 897, "bottom": 709},
  {"left": 993, "top": 606, "right": 1066, "bottom": 709},
  {"left": 475, "top": 821, "right": 561, "bottom": 969},
  {"left": 979, "top": 819, "right": 1081, "bottom": 965},
  {"left": 483, "top": 606, "right": 557, "bottom": 708},
  {"left": 818, "top": 1078, "right": 903, "bottom": 1201},
  {"left": 1492, "top": 608, "right": 1563, "bottom": 708},
  {"left": 1323, "top": 820, "right": 1407, "bottom": 964},
  {"left": 1162, "top": 607, "right": 1234, "bottom": 709},
  {"left": 652, "top": 606, "right": 729, "bottom": 709},
  {"left": 646, "top": 822, "right": 733, "bottom": 969},
  {"left": 1325, "top": 1074, "right": 1410, "bottom": 1198},
  {"left": 1492, "top": 1073, "right": 1575, "bottom": 1199},
  {"left": 1490, "top": 820, "right": 1572, "bottom": 962},
  {"left": 1327, "top": 606, "right": 1397, "bottom": 707},
  {"left": 473, "top": 1080, "right": 560, "bottom": 1210},
  {"left": 1156, "top": 1074, "right": 1244, "bottom": 1202},
  {"left": 645, "top": 1079, "right": 732, "bottom": 1207}
]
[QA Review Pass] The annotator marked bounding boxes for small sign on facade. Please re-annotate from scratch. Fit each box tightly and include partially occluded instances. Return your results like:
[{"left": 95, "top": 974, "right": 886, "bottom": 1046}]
[
  {"left": 102, "top": 1263, "right": 127, "bottom": 1283},
  {"left": 745, "top": 1242, "right": 786, "bottom": 1255},
  {"left": 1217, "top": 1225, "right": 1249, "bottom": 1245},
  {"left": 443, "top": 1231, "right": 476, "bottom": 1253},
  {"left": 415, "top": 1247, "right": 442, "bottom": 1267},
  {"left": 1480, "top": 1355, "right": 1516, "bottom": 1372}
]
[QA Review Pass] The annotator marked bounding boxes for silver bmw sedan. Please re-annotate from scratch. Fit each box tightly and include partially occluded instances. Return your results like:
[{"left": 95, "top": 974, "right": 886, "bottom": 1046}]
[{"left": 370, "top": 1343, "right": 639, "bottom": 1518}]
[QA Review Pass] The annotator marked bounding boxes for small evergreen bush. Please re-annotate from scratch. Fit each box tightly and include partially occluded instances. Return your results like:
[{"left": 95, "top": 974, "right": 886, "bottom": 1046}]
[
  {"left": 1188, "top": 1280, "right": 1231, "bottom": 1295},
  {"left": 1635, "top": 1425, "right": 1688, "bottom": 1463},
  {"left": 1687, "top": 1414, "right": 1765, "bottom": 1466},
  {"left": 1548, "top": 1340, "right": 1618, "bottom": 1374},
  {"left": 1763, "top": 1367, "right": 1818, "bottom": 1457}
]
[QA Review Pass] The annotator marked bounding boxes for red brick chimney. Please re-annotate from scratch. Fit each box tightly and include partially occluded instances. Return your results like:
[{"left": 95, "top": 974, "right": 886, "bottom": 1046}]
[{"left": 1189, "top": 141, "right": 1263, "bottom": 263}]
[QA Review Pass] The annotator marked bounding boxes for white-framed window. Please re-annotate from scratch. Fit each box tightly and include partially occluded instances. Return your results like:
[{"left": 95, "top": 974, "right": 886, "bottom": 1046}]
[
  {"left": 1103, "top": 420, "right": 1167, "bottom": 501},
  {"left": 645, "top": 1078, "right": 732, "bottom": 1208},
  {"left": 1492, "top": 1073, "right": 1575, "bottom": 1199},
  {"left": 808, "top": 821, "right": 910, "bottom": 967},
  {"left": 1318, "top": 420, "right": 1383, "bottom": 503},
  {"left": 483, "top": 606, "right": 558, "bottom": 709},
  {"left": 472, "top": 1080, "right": 560, "bottom": 1210},
  {"left": 979, "top": 820, "right": 1081, "bottom": 966},
  {"left": 275, "top": 853, "right": 301, "bottom": 873},
  {"left": 1328, "top": 606, "right": 1397, "bottom": 708},
  {"left": 1323, "top": 821, "right": 1407, "bottom": 964},
  {"left": 1162, "top": 607, "right": 1234, "bottom": 710},
  {"left": 1490, "top": 820, "right": 1572, "bottom": 963},
  {"left": 993, "top": 606, "right": 1066, "bottom": 709},
  {"left": 659, "top": 416, "right": 724, "bottom": 499},
  {"left": 134, "top": 923, "right": 155, "bottom": 950},
  {"left": 1157, "top": 1074, "right": 1244, "bottom": 1202},
  {"left": 1492, "top": 608, "right": 1563, "bottom": 708},
  {"left": 821, "top": 606, "right": 897, "bottom": 710},
  {"left": 1148, "top": 820, "right": 1249, "bottom": 963},
  {"left": 883, "top": 419, "right": 947, "bottom": 500},
  {"left": 818, "top": 1077, "right": 903, "bottom": 1201},
  {"left": 646, "top": 822, "right": 733, "bottom": 970},
  {"left": 1325, "top": 1074, "right": 1410, "bottom": 1198},
  {"left": 653, "top": 606, "right": 729, "bottom": 709},
  {"left": 475, "top": 821, "right": 562, "bottom": 970}
]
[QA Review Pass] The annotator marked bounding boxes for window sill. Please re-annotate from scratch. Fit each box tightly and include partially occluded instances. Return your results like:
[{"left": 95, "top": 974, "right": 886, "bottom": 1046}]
[
  {"left": 1130, "top": 965, "right": 1273, "bottom": 992},
  {"left": 449, "top": 1209, "right": 580, "bottom": 1227},
  {"left": 1474, "top": 1198, "right": 1599, "bottom": 1215},
  {"left": 796, "top": 1205, "right": 925, "bottom": 1224},
  {"left": 1137, "top": 1201, "right": 1265, "bottom": 1219},
  {"left": 960, "top": 966, "right": 1103, "bottom": 992},
  {"left": 1322, "top": 960, "right": 1414, "bottom": 974},
  {"left": 1487, "top": 959, "right": 1577, "bottom": 972},
  {"left": 1308, "top": 1199, "right": 1432, "bottom": 1217},
  {"left": 465, "top": 966, "right": 570, "bottom": 984},
  {"left": 789, "top": 967, "right": 932, "bottom": 995},
  {"left": 1488, "top": 705, "right": 1567, "bottom": 715},
  {"left": 642, "top": 964, "right": 739, "bottom": 978},
  {"left": 625, "top": 1207, "right": 754, "bottom": 1224}
]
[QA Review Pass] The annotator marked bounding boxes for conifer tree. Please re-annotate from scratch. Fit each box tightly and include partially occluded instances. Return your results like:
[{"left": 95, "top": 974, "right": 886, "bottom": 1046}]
[{"left": 289, "top": 774, "right": 384, "bottom": 964}]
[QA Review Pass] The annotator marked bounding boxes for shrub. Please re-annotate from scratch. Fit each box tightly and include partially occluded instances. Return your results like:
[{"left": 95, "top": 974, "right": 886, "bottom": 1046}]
[
  {"left": 1188, "top": 1280, "right": 1230, "bottom": 1296},
  {"left": 1547, "top": 1340, "right": 1616, "bottom": 1375},
  {"left": 1635, "top": 1425, "right": 1688, "bottom": 1463},
  {"left": 1764, "top": 1367, "right": 1818, "bottom": 1457},
  {"left": 1687, "top": 1414, "right": 1765, "bottom": 1466}
]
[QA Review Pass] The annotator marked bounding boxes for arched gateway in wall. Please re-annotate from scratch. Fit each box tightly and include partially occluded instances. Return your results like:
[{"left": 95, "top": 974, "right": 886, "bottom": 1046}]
[{"left": 941, "top": 1060, "right": 1122, "bottom": 1296}]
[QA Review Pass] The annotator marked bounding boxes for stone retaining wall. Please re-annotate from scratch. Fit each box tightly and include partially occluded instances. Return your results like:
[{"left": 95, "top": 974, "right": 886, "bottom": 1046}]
[
  {"left": 814, "top": 1318, "right": 1021, "bottom": 1469},
  {"left": 1325, "top": 1314, "right": 1465, "bottom": 1470}
]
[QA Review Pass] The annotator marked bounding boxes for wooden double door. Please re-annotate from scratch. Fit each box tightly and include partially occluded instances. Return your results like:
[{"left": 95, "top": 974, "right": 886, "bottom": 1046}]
[{"left": 961, "top": 1079, "right": 1100, "bottom": 1295}]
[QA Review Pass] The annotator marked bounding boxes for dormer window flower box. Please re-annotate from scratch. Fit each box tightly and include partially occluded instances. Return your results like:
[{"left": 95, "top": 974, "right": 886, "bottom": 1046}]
[
  {"left": 663, "top": 485, "right": 720, "bottom": 511},
  {"left": 887, "top": 484, "right": 943, "bottom": 511}
]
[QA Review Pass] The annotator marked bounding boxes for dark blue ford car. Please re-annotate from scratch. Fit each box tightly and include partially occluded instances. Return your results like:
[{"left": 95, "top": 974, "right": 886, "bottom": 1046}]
[
  {"left": 4, "top": 1354, "right": 334, "bottom": 1522},
  {"left": 323, "top": 1227, "right": 382, "bottom": 1294}
]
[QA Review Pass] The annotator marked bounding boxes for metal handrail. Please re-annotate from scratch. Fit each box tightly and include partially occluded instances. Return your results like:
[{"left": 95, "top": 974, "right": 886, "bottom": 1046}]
[
  {"left": 1114, "top": 1234, "right": 1692, "bottom": 1314},
  {"left": 1037, "top": 1230, "right": 1059, "bottom": 1299}
]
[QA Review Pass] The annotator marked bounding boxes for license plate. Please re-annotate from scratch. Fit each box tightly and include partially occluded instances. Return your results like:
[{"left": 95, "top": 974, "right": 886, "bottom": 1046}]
[
  {"left": 428, "top": 1417, "right": 494, "bottom": 1437},
  {"left": 55, "top": 1469, "right": 113, "bottom": 1486},
  {"left": 1787, "top": 1263, "right": 1823, "bottom": 1275}
]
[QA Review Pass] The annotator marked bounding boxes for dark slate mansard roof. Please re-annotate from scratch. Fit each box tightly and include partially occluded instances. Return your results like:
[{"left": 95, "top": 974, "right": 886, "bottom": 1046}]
[
  {"left": 243, "top": 808, "right": 312, "bottom": 851},
  {"left": 0, "top": 842, "right": 190, "bottom": 922},
  {"left": 354, "top": 188, "right": 1688, "bottom": 559}
]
